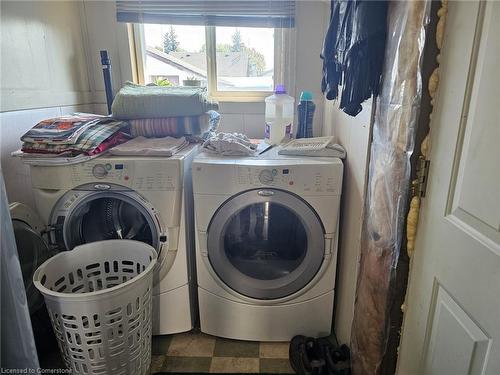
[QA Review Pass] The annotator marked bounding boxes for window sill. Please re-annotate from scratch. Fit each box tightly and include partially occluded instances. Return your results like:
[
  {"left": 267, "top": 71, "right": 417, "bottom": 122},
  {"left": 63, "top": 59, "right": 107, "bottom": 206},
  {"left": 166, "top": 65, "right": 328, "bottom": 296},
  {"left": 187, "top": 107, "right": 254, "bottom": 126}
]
[
  {"left": 210, "top": 91, "right": 272, "bottom": 103},
  {"left": 210, "top": 96, "right": 268, "bottom": 103}
]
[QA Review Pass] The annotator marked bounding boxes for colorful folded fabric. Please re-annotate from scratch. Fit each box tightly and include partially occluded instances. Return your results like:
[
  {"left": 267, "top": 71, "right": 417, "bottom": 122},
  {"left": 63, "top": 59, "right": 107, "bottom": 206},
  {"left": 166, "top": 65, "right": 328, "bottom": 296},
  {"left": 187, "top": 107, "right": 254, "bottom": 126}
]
[
  {"left": 19, "top": 132, "right": 130, "bottom": 159},
  {"left": 87, "top": 132, "right": 131, "bottom": 155},
  {"left": 111, "top": 82, "right": 218, "bottom": 120},
  {"left": 21, "top": 119, "right": 129, "bottom": 154},
  {"left": 21, "top": 113, "right": 109, "bottom": 145},
  {"left": 129, "top": 111, "right": 220, "bottom": 138}
]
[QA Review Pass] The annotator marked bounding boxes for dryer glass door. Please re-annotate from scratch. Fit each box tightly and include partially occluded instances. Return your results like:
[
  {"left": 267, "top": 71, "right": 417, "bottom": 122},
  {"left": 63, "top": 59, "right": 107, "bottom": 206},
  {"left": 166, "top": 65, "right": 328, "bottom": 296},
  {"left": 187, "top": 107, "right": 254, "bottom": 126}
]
[{"left": 207, "top": 189, "right": 325, "bottom": 299}]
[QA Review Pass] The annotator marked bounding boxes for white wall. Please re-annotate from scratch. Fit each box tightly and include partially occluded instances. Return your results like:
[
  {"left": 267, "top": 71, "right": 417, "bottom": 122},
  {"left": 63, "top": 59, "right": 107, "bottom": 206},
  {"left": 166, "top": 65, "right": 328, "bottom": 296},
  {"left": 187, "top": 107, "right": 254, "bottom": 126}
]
[
  {"left": 0, "top": 1, "right": 99, "bottom": 206},
  {"left": 323, "top": 101, "right": 373, "bottom": 344},
  {"left": 293, "top": 0, "right": 330, "bottom": 136},
  {"left": 0, "top": 1, "right": 93, "bottom": 111},
  {"left": 79, "top": 0, "right": 133, "bottom": 114},
  {"left": 0, "top": 0, "right": 132, "bottom": 114},
  {"left": 318, "top": 0, "right": 374, "bottom": 344}
]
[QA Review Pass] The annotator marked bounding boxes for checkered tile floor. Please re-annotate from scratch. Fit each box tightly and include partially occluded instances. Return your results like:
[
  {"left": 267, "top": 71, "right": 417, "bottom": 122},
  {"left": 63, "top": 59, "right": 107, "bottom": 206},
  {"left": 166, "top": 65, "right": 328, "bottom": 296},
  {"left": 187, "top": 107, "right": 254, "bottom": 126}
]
[{"left": 151, "top": 330, "right": 294, "bottom": 374}]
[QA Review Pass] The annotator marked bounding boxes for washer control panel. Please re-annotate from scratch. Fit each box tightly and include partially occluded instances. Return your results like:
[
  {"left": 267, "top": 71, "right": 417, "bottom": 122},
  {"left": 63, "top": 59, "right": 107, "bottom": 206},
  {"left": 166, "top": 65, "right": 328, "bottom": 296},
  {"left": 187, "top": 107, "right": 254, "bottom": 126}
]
[
  {"left": 68, "top": 160, "right": 179, "bottom": 191},
  {"left": 72, "top": 162, "right": 130, "bottom": 184}
]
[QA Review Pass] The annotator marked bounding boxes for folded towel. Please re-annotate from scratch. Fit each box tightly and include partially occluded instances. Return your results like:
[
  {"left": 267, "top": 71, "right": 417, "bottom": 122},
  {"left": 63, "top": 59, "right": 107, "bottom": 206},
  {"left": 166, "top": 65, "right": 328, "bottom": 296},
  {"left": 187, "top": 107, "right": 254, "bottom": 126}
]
[
  {"left": 202, "top": 132, "right": 257, "bottom": 156},
  {"left": 111, "top": 82, "right": 218, "bottom": 120},
  {"left": 130, "top": 111, "right": 220, "bottom": 138},
  {"left": 109, "top": 136, "right": 189, "bottom": 157}
]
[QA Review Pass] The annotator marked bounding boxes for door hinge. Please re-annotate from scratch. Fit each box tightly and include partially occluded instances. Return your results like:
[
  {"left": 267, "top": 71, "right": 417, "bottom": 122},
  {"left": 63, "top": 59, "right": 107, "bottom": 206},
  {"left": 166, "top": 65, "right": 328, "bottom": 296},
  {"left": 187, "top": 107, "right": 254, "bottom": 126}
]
[{"left": 412, "top": 156, "right": 430, "bottom": 198}]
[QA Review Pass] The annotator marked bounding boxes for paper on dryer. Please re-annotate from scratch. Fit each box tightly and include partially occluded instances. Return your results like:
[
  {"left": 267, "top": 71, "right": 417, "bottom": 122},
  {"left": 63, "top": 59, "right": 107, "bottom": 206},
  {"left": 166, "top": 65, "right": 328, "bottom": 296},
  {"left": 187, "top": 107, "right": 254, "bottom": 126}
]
[{"left": 278, "top": 136, "right": 346, "bottom": 159}]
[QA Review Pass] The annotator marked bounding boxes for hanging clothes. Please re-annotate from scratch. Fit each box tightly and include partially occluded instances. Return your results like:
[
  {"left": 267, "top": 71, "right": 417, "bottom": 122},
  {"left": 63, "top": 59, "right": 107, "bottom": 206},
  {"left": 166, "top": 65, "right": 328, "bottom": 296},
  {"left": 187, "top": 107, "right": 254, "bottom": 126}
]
[{"left": 321, "top": 0, "right": 388, "bottom": 116}]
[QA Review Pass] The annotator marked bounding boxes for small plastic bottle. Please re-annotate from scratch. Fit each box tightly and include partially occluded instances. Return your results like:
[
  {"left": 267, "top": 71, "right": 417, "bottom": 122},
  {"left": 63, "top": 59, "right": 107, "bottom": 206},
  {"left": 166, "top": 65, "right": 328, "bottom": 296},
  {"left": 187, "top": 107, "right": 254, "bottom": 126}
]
[
  {"left": 264, "top": 85, "right": 295, "bottom": 145},
  {"left": 296, "top": 91, "right": 316, "bottom": 139}
]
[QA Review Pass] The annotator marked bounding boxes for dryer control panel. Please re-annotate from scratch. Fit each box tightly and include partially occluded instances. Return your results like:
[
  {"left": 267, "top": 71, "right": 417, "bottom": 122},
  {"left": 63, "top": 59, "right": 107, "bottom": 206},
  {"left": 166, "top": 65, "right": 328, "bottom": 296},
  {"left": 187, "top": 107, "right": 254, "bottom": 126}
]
[{"left": 237, "top": 165, "right": 341, "bottom": 195}]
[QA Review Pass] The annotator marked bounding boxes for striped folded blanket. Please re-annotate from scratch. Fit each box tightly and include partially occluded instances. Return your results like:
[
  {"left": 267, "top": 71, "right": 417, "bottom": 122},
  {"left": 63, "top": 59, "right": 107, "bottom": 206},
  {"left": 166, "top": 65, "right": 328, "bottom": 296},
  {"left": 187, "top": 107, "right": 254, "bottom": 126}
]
[{"left": 129, "top": 111, "right": 220, "bottom": 138}]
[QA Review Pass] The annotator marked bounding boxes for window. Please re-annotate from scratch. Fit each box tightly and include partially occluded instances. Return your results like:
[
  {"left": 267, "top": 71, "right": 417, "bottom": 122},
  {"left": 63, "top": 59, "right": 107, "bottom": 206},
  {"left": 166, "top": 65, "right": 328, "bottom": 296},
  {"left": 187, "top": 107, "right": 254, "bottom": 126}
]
[
  {"left": 142, "top": 24, "right": 208, "bottom": 88},
  {"left": 117, "top": 1, "right": 295, "bottom": 101},
  {"left": 137, "top": 24, "right": 280, "bottom": 100},
  {"left": 214, "top": 27, "right": 274, "bottom": 92}
]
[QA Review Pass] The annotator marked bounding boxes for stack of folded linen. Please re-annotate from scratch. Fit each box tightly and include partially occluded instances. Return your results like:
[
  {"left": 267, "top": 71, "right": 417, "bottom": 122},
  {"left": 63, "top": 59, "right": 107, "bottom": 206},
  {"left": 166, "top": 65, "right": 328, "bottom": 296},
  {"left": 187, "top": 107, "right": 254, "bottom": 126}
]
[
  {"left": 14, "top": 114, "right": 130, "bottom": 164},
  {"left": 111, "top": 82, "right": 220, "bottom": 138},
  {"left": 109, "top": 136, "right": 189, "bottom": 157},
  {"left": 129, "top": 110, "right": 220, "bottom": 139}
]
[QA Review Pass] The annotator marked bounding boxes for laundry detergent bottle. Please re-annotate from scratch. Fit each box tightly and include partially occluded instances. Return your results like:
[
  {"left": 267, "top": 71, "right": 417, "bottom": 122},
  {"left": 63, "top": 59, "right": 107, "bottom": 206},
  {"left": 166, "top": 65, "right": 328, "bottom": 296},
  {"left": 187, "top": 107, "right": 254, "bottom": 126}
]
[
  {"left": 264, "top": 85, "right": 295, "bottom": 145},
  {"left": 296, "top": 91, "right": 315, "bottom": 138}
]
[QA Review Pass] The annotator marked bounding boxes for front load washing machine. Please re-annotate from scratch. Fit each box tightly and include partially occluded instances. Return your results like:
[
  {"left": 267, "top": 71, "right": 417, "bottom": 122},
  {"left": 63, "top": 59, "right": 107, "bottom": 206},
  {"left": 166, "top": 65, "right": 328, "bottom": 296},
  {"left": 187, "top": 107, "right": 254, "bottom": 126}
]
[
  {"left": 15, "top": 144, "right": 198, "bottom": 335},
  {"left": 192, "top": 148, "right": 343, "bottom": 341}
]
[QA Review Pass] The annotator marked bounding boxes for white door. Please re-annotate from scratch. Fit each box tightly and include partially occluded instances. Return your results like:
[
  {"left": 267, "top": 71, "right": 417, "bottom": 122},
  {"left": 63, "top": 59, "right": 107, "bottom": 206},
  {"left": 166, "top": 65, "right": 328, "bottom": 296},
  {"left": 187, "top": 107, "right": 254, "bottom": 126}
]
[{"left": 397, "top": 1, "right": 500, "bottom": 374}]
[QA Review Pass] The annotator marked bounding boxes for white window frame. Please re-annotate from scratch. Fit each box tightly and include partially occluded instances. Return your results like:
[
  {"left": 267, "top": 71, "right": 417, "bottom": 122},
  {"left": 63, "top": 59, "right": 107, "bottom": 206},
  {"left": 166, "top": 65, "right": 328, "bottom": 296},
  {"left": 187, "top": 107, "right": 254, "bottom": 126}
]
[{"left": 129, "top": 23, "right": 294, "bottom": 102}]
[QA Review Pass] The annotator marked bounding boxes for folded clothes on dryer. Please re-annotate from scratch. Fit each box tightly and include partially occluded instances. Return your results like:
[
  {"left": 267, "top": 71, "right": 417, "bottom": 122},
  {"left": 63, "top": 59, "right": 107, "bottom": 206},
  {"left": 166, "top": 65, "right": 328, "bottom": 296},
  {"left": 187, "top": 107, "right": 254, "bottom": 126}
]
[
  {"left": 109, "top": 136, "right": 189, "bottom": 156},
  {"left": 201, "top": 132, "right": 257, "bottom": 156}
]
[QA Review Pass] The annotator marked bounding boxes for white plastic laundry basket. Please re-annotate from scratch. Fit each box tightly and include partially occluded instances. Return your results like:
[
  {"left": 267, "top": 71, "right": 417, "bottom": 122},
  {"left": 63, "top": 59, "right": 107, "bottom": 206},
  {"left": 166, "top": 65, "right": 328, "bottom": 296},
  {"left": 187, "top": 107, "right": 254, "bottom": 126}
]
[{"left": 33, "top": 240, "right": 157, "bottom": 375}]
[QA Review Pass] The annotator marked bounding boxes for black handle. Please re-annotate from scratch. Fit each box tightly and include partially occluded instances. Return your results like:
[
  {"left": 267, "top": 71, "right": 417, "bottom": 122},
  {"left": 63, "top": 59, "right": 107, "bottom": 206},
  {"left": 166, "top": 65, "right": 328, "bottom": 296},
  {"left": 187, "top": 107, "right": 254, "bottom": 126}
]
[{"left": 100, "top": 50, "right": 114, "bottom": 115}]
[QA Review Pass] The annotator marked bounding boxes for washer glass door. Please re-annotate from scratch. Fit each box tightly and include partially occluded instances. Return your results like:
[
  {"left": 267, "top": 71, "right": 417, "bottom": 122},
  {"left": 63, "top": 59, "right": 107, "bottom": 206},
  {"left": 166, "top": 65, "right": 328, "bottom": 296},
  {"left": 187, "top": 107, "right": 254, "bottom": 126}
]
[
  {"left": 207, "top": 189, "right": 325, "bottom": 299},
  {"left": 61, "top": 192, "right": 160, "bottom": 251}
]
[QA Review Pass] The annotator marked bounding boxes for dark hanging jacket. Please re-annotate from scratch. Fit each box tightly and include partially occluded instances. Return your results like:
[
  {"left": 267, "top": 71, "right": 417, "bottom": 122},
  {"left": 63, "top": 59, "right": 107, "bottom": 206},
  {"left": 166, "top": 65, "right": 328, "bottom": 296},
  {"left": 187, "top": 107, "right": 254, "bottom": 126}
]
[{"left": 321, "top": 0, "right": 388, "bottom": 116}]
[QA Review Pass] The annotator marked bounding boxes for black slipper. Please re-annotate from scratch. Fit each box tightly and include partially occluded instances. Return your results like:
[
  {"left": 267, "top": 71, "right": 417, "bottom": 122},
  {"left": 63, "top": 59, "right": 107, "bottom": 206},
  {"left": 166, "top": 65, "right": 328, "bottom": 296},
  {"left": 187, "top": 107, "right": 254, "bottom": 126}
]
[{"left": 289, "top": 335, "right": 326, "bottom": 375}]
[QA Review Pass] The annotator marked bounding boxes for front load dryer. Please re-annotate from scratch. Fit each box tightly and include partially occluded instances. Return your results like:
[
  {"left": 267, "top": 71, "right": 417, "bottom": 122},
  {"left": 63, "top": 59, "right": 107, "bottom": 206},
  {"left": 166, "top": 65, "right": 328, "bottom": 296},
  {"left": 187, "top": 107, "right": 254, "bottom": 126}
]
[
  {"left": 23, "top": 145, "right": 198, "bottom": 335},
  {"left": 192, "top": 150, "right": 343, "bottom": 341}
]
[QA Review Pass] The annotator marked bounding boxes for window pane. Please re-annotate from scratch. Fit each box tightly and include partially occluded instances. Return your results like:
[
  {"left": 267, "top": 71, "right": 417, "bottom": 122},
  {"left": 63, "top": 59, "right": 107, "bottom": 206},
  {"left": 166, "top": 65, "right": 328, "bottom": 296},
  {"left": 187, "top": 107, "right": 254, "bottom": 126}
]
[
  {"left": 215, "top": 27, "right": 274, "bottom": 92},
  {"left": 143, "top": 24, "right": 207, "bottom": 88}
]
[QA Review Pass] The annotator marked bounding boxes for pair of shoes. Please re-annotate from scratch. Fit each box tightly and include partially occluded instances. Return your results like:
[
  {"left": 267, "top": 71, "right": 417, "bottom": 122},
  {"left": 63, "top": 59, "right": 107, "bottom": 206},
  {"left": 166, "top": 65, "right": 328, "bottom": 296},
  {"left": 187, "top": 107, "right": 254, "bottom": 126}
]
[
  {"left": 317, "top": 338, "right": 350, "bottom": 375},
  {"left": 289, "top": 335, "right": 351, "bottom": 375},
  {"left": 289, "top": 335, "right": 326, "bottom": 375}
]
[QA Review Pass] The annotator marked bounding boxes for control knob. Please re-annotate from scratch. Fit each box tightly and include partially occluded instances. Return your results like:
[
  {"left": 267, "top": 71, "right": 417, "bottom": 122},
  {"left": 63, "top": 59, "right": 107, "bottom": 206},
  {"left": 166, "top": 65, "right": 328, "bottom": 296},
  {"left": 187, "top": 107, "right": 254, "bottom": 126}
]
[
  {"left": 259, "top": 169, "right": 274, "bottom": 184},
  {"left": 92, "top": 164, "right": 108, "bottom": 178}
]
